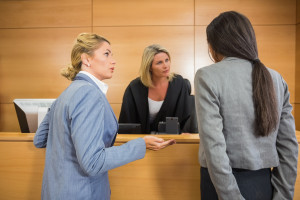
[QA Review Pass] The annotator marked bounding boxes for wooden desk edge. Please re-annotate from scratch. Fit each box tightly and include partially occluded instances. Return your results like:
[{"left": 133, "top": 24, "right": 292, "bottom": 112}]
[
  {"left": 0, "top": 132, "right": 200, "bottom": 144},
  {"left": 1, "top": 131, "right": 298, "bottom": 144}
]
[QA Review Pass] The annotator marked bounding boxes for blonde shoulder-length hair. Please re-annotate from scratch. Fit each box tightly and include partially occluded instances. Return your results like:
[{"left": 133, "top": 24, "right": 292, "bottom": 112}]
[{"left": 139, "top": 44, "right": 174, "bottom": 87}]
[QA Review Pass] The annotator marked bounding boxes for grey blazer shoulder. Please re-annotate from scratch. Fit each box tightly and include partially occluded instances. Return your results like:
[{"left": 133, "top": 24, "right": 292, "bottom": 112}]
[{"left": 194, "top": 57, "right": 298, "bottom": 199}]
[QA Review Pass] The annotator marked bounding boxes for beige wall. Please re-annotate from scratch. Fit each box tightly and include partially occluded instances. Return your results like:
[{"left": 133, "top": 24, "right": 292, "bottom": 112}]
[{"left": 0, "top": 0, "right": 297, "bottom": 131}]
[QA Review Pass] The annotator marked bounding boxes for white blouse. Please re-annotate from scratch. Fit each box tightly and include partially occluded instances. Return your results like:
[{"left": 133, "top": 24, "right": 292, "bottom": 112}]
[{"left": 148, "top": 97, "right": 164, "bottom": 123}]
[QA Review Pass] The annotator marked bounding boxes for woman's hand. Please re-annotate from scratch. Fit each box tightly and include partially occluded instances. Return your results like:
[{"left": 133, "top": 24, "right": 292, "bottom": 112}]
[{"left": 143, "top": 136, "right": 176, "bottom": 151}]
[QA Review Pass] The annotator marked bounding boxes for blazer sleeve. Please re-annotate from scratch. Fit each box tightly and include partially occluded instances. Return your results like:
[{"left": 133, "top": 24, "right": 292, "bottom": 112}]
[
  {"left": 271, "top": 77, "right": 298, "bottom": 200},
  {"left": 194, "top": 69, "right": 245, "bottom": 200},
  {"left": 70, "top": 85, "right": 146, "bottom": 176},
  {"left": 34, "top": 106, "right": 51, "bottom": 148}
]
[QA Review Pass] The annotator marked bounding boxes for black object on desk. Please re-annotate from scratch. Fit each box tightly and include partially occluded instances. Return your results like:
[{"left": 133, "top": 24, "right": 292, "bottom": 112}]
[
  {"left": 118, "top": 123, "right": 142, "bottom": 134},
  {"left": 157, "top": 117, "right": 180, "bottom": 134}
]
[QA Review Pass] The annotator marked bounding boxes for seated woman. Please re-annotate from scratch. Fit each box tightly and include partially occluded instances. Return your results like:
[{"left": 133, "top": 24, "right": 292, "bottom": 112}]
[{"left": 119, "top": 44, "right": 198, "bottom": 134}]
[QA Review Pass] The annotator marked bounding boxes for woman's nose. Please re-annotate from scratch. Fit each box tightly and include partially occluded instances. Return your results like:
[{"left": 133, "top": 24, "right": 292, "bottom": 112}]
[
  {"left": 163, "top": 62, "right": 168, "bottom": 68},
  {"left": 111, "top": 59, "right": 116, "bottom": 65}
]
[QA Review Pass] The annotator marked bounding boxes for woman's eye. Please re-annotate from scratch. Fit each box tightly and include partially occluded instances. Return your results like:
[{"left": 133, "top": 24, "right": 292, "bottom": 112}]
[{"left": 104, "top": 52, "right": 109, "bottom": 57}]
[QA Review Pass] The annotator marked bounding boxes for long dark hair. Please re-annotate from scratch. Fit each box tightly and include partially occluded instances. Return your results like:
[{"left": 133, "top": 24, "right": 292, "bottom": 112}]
[{"left": 206, "top": 11, "right": 278, "bottom": 137}]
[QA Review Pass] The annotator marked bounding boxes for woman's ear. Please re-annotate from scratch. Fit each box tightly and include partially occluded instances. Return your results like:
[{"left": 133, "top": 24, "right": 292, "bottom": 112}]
[{"left": 81, "top": 53, "right": 90, "bottom": 67}]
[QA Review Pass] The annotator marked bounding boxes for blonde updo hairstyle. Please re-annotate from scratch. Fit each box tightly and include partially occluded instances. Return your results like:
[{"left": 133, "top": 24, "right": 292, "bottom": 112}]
[
  {"left": 139, "top": 44, "right": 174, "bottom": 87},
  {"left": 61, "top": 33, "right": 110, "bottom": 81}
]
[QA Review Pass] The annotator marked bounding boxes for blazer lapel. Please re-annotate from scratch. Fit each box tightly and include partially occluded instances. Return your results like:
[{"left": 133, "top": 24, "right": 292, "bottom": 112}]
[{"left": 133, "top": 81, "right": 150, "bottom": 133}]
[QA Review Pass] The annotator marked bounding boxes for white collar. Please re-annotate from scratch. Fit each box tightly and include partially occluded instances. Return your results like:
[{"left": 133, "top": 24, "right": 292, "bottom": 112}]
[{"left": 79, "top": 71, "right": 108, "bottom": 95}]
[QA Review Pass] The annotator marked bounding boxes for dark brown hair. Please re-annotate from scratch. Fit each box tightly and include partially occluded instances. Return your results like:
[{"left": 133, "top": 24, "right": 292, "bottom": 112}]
[{"left": 206, "top": 11, "right": 278, "bottom": 136}]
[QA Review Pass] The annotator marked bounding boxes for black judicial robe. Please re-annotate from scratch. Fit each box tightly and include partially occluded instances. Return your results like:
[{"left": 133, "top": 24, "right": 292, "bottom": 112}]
[{"left": 119, "top": 74, "right": 198, "bottom": 134}]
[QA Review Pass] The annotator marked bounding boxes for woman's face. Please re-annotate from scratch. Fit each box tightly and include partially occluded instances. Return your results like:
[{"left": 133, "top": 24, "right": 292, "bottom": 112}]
[
  {"left": 88, "top": 42, "right": 116, "bottom": 81},
  {"left": 150, "top": 52, "right": 170, "bottom": 79}
]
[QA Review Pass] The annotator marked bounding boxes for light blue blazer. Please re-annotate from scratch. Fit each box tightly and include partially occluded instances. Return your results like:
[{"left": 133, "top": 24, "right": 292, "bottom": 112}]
[{"left": 34, "top": 73, "right": 146, "bottom": 200}]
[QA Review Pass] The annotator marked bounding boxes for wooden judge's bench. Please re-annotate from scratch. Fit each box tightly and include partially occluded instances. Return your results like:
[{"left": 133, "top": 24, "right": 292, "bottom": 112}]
[
  {"left": 0, "top": 133, "right": 200, "bottom": 200},
  {"left": 1, "top": 132, "right": 300, "bottom": 200}
]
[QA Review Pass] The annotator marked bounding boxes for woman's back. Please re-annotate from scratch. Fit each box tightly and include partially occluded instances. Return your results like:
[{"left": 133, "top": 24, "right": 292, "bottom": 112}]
[
  {"left": 195, "top": 57, "right": 295, "bottom": 170},
  {"left": 196, "top": 11, "right": 298, "bottom": 200}
]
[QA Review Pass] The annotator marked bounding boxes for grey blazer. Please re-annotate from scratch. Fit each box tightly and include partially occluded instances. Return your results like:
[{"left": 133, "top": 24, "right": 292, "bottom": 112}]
[{"left": 194, "top": 57, "right": 298, "bottom": 200}]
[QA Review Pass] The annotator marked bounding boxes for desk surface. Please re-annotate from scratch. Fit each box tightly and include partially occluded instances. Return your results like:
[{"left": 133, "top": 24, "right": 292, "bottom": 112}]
[
  {"left": 0, "top": 132, "right": 200, "bottom": 144},
  {"left": 0, "top": 131, "right": 299, "bottom": 143}
]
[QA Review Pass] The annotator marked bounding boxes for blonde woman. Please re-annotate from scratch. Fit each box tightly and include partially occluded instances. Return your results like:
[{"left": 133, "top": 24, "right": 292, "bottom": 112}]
[
  {"left": 119, "top": 44, "right": 198, "bottom": 134},
  {"left": 34, "top": 33, "right": 175, "bottom": 200}
]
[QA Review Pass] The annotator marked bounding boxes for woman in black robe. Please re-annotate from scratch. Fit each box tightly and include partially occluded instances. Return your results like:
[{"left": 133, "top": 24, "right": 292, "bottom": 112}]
[{"left": 119, "top": 44, "right": 198, "bottom": 134}]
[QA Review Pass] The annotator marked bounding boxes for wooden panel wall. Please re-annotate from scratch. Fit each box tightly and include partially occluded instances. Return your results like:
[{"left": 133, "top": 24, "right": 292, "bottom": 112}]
[
  {"left": 0, "top": 0, "right": 297, "bottom": 131},
  {"left": 296, "top": 0, "right": 300, "bottom": 130}
]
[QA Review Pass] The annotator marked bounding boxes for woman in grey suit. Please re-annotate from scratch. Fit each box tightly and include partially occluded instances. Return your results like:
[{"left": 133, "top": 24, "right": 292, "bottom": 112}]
[
  {"left": 34, "top": 33, "right": 175, "bottom": 200},
  {"left": 194, "top": 11, "right": 298, "bottom": 200}
]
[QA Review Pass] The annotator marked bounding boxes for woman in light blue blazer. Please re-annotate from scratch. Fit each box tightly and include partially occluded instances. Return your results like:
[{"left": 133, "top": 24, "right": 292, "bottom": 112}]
[
  {"left": 34, "top": 33, "right": 175, "bottom": 200},
  {"left": 194, "top": 11, "right": 298, "bottom": 200}
]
